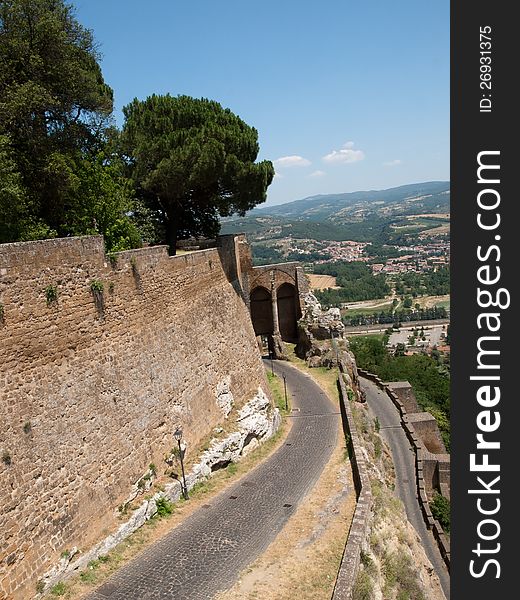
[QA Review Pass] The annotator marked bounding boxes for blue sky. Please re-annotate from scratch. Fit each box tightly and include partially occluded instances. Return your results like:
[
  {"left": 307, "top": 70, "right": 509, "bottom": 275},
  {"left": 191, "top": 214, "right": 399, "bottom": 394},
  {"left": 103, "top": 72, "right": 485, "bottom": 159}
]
[{"left": 75, "top": 0, "right": 449, "bottom": 207}]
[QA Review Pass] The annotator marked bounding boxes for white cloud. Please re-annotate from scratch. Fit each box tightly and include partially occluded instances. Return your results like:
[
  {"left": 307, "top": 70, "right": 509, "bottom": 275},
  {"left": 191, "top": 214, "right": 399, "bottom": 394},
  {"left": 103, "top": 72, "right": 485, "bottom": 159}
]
[
  {"left": 383, "top": 159, "right": 402, "bottom": 167},
  {"left": 322, "top": 141, "right": 365, "bottom": 164},
  {"left": 273, "top": 155, "right": 312, "bottom": 168},
  {"left": 308, "top": 170, "right": 326, "bottom": 178}
]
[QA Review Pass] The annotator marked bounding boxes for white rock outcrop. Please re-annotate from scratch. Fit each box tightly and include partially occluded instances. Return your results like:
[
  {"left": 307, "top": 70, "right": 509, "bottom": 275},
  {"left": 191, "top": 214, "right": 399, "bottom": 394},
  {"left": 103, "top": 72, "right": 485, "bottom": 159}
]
[
  {"left": 215, "top": 376, "right": 234, "bottom": 417},
  {"left": 39, "top": 386, "right": 280, "bottom": 595}
]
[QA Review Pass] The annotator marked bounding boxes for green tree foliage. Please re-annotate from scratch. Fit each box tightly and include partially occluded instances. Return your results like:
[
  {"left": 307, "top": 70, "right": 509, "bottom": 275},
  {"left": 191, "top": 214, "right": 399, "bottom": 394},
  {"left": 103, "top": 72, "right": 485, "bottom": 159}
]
[
  {"left": 0, "top": 0, "right": 139, "bottom": 250},
  {"left": 343, "top": 305, "right": 448, "bottom": 327},
  {"left": 251, "top": 244, "right": 284, "bottom": 266},
  {"left": 347, "top": 335, "right": 388, "bottom": 373},
  {"left": 394, "top": 267, "right": 450, "bottom": 297},
  {"left": 120, "top": 94, "right": 274, "bottom": 253},
  {"left": 349, "top": 335, "right": 450, "bottom": 448},
  {"left": 313, "top": 261, "right": 390, "bottom": 305},
  {"left": 430, "top": 493, "right": 450, "bottom": 533},
  {"left": 0, "top": 133, "right": 53, "bottom": 241},
  {"left": 62, "top": 150, "right": 142, "bottom": 251}
]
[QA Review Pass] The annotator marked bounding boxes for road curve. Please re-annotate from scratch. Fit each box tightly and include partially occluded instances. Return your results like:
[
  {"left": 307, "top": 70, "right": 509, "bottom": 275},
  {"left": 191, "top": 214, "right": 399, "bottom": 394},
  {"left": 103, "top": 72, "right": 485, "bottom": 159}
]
[
  {"left": 86, "top": 361, "right": 339, "bottom": 600},
  {"left": 360, "top": 376, "right": 450, "bottom": 599}
]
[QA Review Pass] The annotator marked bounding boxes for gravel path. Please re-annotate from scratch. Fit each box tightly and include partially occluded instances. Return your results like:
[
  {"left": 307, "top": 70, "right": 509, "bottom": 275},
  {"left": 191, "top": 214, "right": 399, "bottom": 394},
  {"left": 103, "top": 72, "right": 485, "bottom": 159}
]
[{"left": 86, "top": 361, "right": 339, "bottom": 600}]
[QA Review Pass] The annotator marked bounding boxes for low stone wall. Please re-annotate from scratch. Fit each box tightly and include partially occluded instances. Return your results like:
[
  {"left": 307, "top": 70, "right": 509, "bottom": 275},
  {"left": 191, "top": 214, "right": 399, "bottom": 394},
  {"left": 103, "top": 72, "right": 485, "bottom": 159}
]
[
  {"left": 331, "top": 362, "right": 372, "bottom": 599},
  {"left": 386, "top": 381, "right": 419, "bottom": 413},
  {"left": 357, "top": 369, "right": 450, "bottom": 571},
  {"left": 408, "top": 412, "right": 446, "bottom": 454}
]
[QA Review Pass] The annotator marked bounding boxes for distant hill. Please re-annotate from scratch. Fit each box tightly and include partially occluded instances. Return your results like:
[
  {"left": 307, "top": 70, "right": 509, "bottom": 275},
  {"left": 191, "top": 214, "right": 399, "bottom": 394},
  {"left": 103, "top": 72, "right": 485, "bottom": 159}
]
[
  {"left": 220, "top": 181, "right": 450, "bottom": 244},
  {"left": 252, "top": 181, "right": 450, "bottom": 221}
]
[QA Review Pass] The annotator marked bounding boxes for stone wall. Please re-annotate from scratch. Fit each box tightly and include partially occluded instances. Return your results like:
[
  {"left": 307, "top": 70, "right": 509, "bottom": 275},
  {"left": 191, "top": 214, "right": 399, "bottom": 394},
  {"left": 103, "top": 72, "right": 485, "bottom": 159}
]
[
  {"left": 408, "top": 412, "right": 446, "bottom": 454},
  {"left": 331, "top": 361, "right": 372, "bottom": 599},
  {"left": 386, "top": 381, "right": 419, "bottom": 413},
  {"left": 0, "top": 235, "right": 270, "bottom": 600}
]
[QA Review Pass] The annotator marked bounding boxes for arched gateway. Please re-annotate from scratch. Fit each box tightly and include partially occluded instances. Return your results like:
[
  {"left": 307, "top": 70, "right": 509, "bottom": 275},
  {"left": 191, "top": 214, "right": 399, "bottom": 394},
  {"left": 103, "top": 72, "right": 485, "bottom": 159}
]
[
  {"left": 277, "top": 282, "right": 298, "bottom": 341},
  {"left": 249, "top": 271, "right": 302, "bottom": 345},
  {"left": 250, "top": 286, "right": 273, "bottom": 336},
  {"left": 216, "top": 236, "right": 310, "bottom": 358}
]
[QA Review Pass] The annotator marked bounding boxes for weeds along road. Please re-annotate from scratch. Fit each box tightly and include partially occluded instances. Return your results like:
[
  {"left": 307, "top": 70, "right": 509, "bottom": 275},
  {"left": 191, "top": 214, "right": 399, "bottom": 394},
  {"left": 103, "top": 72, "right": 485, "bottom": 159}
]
[
  {"left": 360, "top": 376, "right": 450, "bottom": 599},
  {"left": 86, "top": 361, "right": 339, "bottom": 600}
]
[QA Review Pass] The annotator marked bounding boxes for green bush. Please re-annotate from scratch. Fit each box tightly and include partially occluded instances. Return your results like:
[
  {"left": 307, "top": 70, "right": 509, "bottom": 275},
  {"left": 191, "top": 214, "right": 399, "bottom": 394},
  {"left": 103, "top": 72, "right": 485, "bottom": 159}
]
[
  {"left": 352, "top": 569, "right": 374, "bottom": 600},
  {"left": 155, "top": 496, "right": 174, "bottom": 517},
  {"left": 50, "top": 582, "right": 67, "bottom": 596},
  {"left": 430, "top": 492, "right": 450, "bottom": 533},
  {"left": 90, "top": 280, "right": 104, "bottom": 293},
  {"left": 382, "top": 551, "right": 425, "bottom": 600},
  {"left": 45, "top": 284, "right": 58, "bottom": 305}
]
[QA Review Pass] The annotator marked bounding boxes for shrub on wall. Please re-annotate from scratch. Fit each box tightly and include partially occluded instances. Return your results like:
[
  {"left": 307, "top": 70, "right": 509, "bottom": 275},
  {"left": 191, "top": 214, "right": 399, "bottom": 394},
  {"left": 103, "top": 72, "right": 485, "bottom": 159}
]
[
  {"left": 90, "top": 280, "right": 105, "bottom": 318},
  {"left": 45, "top": 285, "right": 58, "bottom": 306},
  {"left": 430, "top": 492, "right": 450, "bottom": 533}
]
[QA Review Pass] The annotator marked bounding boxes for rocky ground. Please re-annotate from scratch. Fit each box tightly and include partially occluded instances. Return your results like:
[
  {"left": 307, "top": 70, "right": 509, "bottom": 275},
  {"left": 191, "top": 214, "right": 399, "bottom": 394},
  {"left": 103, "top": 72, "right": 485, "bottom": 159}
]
[{"left": 350, "top": 399, "right": 446, "bottom": 600}]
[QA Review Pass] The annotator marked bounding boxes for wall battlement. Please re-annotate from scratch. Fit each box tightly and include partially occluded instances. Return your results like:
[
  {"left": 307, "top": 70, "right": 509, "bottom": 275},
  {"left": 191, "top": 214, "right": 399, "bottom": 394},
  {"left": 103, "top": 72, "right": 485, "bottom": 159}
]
[{"left": 0, "top": 235, "right": 269, "bottom": 599}]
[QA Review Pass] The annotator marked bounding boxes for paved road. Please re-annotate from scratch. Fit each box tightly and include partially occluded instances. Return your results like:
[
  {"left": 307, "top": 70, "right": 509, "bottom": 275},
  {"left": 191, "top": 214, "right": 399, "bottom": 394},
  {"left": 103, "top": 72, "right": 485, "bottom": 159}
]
[
  {"left": 344, "top": 318, "right": 450, "bottom": 336},
  {"left": 87, "top": 362, "right": 339, "bottom": 600},
  {"left": 360, "top": 377, "right": 450, "bottom": 599}
]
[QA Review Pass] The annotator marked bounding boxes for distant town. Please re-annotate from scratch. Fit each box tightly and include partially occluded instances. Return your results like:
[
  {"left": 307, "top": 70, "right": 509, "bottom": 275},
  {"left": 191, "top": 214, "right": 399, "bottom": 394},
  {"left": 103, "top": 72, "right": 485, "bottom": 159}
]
[{"left": 257, "top": 236, "right": 450, "bottom": 275}]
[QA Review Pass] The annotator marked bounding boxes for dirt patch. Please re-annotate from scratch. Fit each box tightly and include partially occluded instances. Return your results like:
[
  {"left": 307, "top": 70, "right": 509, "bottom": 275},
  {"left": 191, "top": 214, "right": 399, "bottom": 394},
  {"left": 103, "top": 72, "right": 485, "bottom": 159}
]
[
  {"left": 419, "top": 223, "right": 450, "bottom": 237},
  {"left": 307, "top": 274, "right": 340, "bottom": 290},
  {"left": 342, "top": 296, "right": 393, "bottom": 310},
  {"left": 415, "top": 294, "right": 450, "bottom": 309},
  {"left": 406, "top": 213, "right": 450, "bottom": 220},
  {"left": 215, "top": 421, "right": 356, "bottom": 600}
]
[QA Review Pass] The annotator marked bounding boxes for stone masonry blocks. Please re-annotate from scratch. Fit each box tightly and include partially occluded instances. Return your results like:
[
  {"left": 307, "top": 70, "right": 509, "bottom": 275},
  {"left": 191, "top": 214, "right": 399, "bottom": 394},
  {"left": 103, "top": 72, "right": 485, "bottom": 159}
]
[{"left": 0, "top": 235, "right": 270, "bottom": 599}]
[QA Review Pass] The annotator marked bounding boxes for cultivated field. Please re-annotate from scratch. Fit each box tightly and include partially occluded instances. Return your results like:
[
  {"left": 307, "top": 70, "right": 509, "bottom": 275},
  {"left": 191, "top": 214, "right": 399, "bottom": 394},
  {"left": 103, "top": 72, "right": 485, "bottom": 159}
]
[{"left": 307, "top": 274, "right": 339, "bottom": 290}]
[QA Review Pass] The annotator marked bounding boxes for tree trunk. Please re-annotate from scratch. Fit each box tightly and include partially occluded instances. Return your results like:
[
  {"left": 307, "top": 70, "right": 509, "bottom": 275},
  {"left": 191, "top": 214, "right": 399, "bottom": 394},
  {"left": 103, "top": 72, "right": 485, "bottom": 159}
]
[{"left": 165, "top": 217, "right": 178, "bottom": 256}]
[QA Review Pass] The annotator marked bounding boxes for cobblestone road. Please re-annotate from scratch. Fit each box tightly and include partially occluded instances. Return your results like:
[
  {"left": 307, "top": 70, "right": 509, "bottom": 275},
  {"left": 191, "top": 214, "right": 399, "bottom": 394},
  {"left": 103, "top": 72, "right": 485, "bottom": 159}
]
[{"left": 87, "top": 361, "right": 339, "bottom": 600}]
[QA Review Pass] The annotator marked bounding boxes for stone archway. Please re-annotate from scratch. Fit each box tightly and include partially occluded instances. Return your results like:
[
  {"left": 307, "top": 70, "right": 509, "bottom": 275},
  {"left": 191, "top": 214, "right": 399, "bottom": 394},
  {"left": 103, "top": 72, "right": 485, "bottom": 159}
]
[
  {"left": 250, "top": 286, "right": 273, "bottom": 336},
  {"left": 277, "top": 282, "right": 299, "bottom": 341}
]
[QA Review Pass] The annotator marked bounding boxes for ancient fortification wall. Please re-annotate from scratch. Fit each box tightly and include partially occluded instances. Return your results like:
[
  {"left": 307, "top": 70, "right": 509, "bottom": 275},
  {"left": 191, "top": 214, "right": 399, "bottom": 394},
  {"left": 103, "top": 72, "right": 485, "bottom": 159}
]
[{"left": 0, "top": 235, "right": 270, "bottom": 599}]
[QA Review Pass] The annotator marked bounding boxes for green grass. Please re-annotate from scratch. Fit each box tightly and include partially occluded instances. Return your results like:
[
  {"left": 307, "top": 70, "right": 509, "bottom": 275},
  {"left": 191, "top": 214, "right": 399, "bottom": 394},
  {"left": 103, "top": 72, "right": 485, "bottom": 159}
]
[
  {"left": 346, "top": 333, "right": 387, "bottom": 343},
  {"left": 342, "top": 302, "right": 394, "bottom": 318},
  {"left": 266, "top": 371, "right": 291, "bottom": 414},
  {"left": 352, "top": 569, "right": 375, "bottom": 600},
  {"left": 50, "top": 582, "right": 67, "bottom": 596},
  {"left": 79, "top": 571, "right": 96, "bottom": 584},
  {"left": 155, "top": 497, "right": 174, "bottom": 518},
  {"left": 382, "top": 551, "right": 426, "bottom": 600},
  {"left": 434, "top": 299, "right": 451, "bottom": 309}
]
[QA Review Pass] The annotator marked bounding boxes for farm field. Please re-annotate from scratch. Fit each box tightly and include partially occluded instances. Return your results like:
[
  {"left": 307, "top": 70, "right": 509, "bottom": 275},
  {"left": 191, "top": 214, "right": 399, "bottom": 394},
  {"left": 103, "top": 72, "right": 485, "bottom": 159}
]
[{"left": 307, "top": 274, "right": 339, "bottom": 290}]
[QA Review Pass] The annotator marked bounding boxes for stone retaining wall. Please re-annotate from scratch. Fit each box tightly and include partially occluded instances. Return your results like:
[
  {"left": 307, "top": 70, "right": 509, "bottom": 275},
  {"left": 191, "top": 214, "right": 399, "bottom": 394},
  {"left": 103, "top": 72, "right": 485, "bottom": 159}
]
[{"left": 331, "top": 361, "right": 372, "bottom": 599}]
